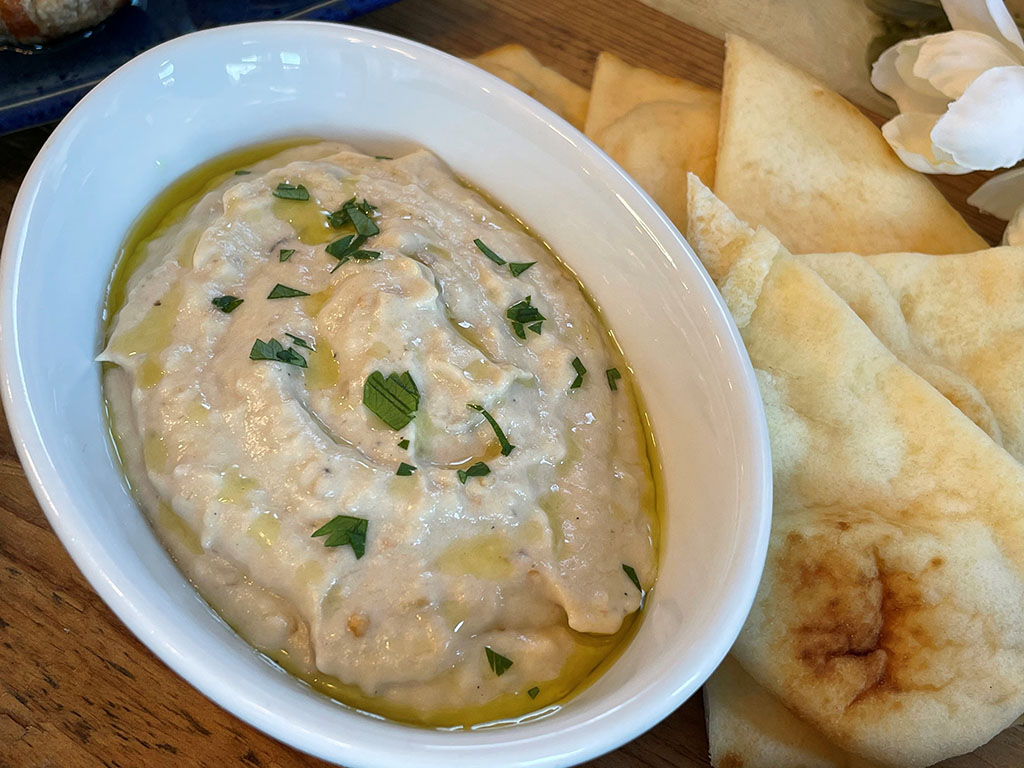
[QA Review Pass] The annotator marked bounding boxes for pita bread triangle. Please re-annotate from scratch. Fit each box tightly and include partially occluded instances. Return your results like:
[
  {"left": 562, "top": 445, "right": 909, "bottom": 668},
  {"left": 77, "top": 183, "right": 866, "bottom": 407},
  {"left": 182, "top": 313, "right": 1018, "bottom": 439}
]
[
  {"left": 714, "top": 35, "right": 986, "bottom": 255},
  {"left": 688, "top": 176, "right": 1024, "bottom": 767},
  {"left": 585, "top": 52, "right": 719, "bottom": 228}
]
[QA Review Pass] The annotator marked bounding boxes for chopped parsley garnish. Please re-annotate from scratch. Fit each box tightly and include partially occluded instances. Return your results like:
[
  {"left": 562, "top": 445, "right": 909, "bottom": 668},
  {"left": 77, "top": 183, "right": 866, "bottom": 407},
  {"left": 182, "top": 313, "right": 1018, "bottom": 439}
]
[
  {"left": 234, "top": 169, "right": 251, "bottom": 175},
  {"left": 249, "top": 338, "right": 307, "bottom": 368},
  {"left": 312, "top": 515, "right": 368, "bottom": 558},
  {"left": 475, "top": 240, "right": 537, "bottom": 278},
  {"left": 457, "top": 461, "right": 490, "bottom": 484},
  {"left": 363, "top": 371, "right": 420, "bottom": 430},
  {"left": 212, "top": 295, "right": 243, "bottom": 313},
  {"left": 284, "top": 332, "right": 313, "bottom": 351},
  {"left": 398, "top": 439, "right": 410, "bottom": 450},
  {"left": 606, "top": 367, "right": 622, "bottom": 391},
  {"left": 506, "top": 296, "right": 546, "bottom": 339},
  {"left": 474, "top": 238, "right": 506, "bottom": 266},
  {"left": 374, "top": 155, "right": 393, "bottom": 160},
  {"left": 279, "top": 248, "right": 296, "bottom": 262},
  {"left": 326, "top": 233, "right": 363, "bottom": 258},
  {"left": 396, "top": 462, "right": 416, "bottom": 476},
  {"left": 267, "top": 283, "right": 309, "bottom": 299},
  {"left": 326, "top": 234, "right": 380, "bottom": 271},
  {"left": 348, "top": 203, "right": 379, "bottom": 237},
  {"left": 485, "top": 647, "right": 513, "bottom": 677},
  {"left": 527, "top": 686, "right": 540, "bottom": 699},
  {"left": 328, "top": 198, "right": 379, "bottom": 236},
  {"left": 273, "top": 182, "right": 310, "bottom": 201},
  {"left": 468, "top": 404, "right": 515, "bottom": 456},
  {"left": 622, "top": 563, "right": 642, "bottom": 592},
  {"left": 570, "top": 357, "right": 587, "bottom": 389},
  {"left": 327, "top": 209, "right": 349, "bottom": 229}
]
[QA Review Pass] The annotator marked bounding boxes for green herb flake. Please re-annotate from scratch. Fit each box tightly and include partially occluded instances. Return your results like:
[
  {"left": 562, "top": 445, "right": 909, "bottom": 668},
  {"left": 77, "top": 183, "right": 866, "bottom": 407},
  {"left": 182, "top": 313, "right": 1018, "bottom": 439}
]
[
  {"left": 272, "top": 182, "right": 310, "bottom": 201},
  {"left": 506, "top": 296, "right": 546, "bottom": 337},
  {"left": 485, "top": 646, "right": 513, "bottom": 677},
  {"left": 328, "top": 197, "right": 379, "bottom": 237},
  {"left": 396, "top": 462, "right": 417, "bottom": 476},
  {"left": 509, "top": 261, "right": 536, "bottom": 277},
  {"left": 622, "top": 563, "right": 642, "bottom": 592},
  {"left": 212, "top": 295, "right": 243, "bottom": 313},
  {"left": 279, "top": 248, "right": 296, "bottom": 262},
  {"left": 457, "top": 461, "right": 490, "bottom": 484},
  {"left": 347, "top": 203, "right": 380, "bottom": 237},
  {"left": 527, "top": 686, "right": 540, "bottom": 699},
  {"left": 363, "top": 370, "right": 420, "bottom": 430},
  {"left": 606, "top": 367, "right": 622, "bottom": 391},
  {"left": 326, "top": 233, "right": 376, "bottom": 271},
  {"left": 234, "top": 169, "right": 252, "bottom": 175},
  {"left": 267, "top": 283, "right": 310, "bottom": 299},
  {"left": 284, "top": 333, "right": 313, "bottom": 351},
  {"left": 249, "top": 338, "right": 307, "bottom": 368},
  {"left": 474, "top": 238, "right": 506, "bottom": 266},
  {"left": 312, "top": 515, "right": 368, "bottom": 558},
  {"left": 374, "top": 155, "right": 393, "bottom": 160},
  {"left": 327, "top": 233, "right": 360, "bottom": 258},
  {"left": 570, "top": 356, "right": 587, "bottom": 389},
  {"left": 468, "top": 404, "right": 515, "bottom": 456},
  {"left": 327, "top": 205, "right": 351, "bottom": 229},
  {"left": 398, "top": 439, "right": 410, "bottom": 450}
]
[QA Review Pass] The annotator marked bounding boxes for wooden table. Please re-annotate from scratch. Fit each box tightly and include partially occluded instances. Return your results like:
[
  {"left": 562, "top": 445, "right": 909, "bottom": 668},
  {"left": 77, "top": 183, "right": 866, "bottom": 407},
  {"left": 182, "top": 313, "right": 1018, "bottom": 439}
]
[{"left": 1, "top": 1, "right": 1020, "bottom": 765}]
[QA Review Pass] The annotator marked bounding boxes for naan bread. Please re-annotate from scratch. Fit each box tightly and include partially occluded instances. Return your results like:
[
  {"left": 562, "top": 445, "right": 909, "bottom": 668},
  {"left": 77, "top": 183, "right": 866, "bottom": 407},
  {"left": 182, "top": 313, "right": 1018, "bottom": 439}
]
[
  {"left": 689, "top": 177, "right": 1024, "bottom": 767},
  {"left": 467, "top": 44, "right": 590, "bottom": 129},
  {"left": 585, "top": 52, "right": 719, "bottom": 228},
  {"left": 714, "top": 35, "right": 986, "bottom": 255}
]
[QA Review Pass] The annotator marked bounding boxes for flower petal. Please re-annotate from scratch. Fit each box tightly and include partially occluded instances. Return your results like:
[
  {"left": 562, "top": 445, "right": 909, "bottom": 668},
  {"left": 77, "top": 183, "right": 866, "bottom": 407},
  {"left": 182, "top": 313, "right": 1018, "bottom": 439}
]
[
  {"left": 967, "top": 166, "right": 1024, "bottom": 218},
  {"left": 941, "top": 0, "right": 1024, "bottom": 53},
  {"left": 915, "top": 30, "right": 1022, "bottom": 99},
  {"left": 881, "top": 112, "right": 972, "bottom": 174},
  {"left": 1004, "top": 206, "right": 1024, "bottom": 244},
  {"left": 932, "top": 65, "right": 1024, "bottom": 169},
  {"left": 999, "top": 207, "right": 1024, "bottom": 246},
  {"left": 872, "top": 39, "right": 952, "bottom": 114}
]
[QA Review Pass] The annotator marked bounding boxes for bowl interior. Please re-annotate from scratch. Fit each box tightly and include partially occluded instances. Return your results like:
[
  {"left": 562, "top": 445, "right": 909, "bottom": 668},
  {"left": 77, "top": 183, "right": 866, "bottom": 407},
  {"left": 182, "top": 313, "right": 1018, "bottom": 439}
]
[{"left": 0, "top": 22, "right": 770, "bottom": 768}]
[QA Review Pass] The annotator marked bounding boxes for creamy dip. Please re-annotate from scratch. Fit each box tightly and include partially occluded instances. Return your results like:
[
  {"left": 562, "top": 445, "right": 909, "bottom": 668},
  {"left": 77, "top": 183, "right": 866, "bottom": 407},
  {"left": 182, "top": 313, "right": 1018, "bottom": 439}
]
[{"left": 101, "top": 141, "right": 657, "bottom": 726}]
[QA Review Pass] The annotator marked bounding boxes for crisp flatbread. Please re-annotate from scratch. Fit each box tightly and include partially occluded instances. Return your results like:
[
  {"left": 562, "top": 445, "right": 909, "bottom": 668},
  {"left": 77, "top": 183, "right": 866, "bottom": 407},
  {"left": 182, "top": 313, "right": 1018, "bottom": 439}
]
[
  {"left": 585, "top": 52, "right": 718, "bottom": 228},
  {"left": 583, "top": 51, "right": 719, "bottom": 139},
  {"left": 714, "top": 35, "right": 986, "bottom": 255},
  {"left": 467, "top": 44, "right": 589, "bottom": 129},
  {"left": 689, "top": 177, "right": 1024, "bottom": 768}
]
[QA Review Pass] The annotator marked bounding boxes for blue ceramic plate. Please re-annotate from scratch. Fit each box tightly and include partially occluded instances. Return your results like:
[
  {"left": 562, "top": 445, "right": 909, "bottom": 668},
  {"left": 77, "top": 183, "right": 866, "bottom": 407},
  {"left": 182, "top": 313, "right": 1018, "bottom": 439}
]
[{"left": 0, "top": 0, "right": 398, "bottom": 134}]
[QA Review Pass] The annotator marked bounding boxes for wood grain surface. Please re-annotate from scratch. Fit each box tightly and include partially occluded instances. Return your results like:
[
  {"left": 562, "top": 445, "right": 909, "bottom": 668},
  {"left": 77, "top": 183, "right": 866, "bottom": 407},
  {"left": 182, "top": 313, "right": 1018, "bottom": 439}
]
[{"left": 0, "top": 1, "right": 1020, "bottom": 766}]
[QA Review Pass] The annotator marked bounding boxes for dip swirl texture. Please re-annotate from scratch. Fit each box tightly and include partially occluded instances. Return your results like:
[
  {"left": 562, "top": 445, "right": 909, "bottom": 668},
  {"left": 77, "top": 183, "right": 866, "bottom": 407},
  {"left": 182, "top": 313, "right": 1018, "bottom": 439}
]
[{"left": 101, "top": 142, "right": 657, "bottom": 723}]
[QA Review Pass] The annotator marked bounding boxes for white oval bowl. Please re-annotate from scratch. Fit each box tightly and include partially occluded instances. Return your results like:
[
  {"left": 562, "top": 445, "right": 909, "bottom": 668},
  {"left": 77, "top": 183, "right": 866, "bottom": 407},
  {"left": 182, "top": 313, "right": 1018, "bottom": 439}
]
[{"left": 0, "top": 21, "right": 771, "bottom": 768}]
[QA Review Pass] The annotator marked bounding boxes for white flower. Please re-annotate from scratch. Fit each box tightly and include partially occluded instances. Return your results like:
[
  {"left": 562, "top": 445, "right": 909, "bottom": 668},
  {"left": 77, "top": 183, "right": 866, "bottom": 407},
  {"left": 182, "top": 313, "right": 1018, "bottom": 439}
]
[
  {"left": 968, "top": 166, "right": 1024, "bottom": 242},
  {"left": 871, "top": 0, "right": 1024, "bottom": 175}
]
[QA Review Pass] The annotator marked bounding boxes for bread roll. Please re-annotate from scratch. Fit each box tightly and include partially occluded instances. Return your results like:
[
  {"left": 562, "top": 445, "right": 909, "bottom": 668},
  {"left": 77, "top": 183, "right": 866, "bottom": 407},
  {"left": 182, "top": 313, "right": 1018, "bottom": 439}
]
[{"left": 0, "top": 0, "right": 125, "bottom": 44}]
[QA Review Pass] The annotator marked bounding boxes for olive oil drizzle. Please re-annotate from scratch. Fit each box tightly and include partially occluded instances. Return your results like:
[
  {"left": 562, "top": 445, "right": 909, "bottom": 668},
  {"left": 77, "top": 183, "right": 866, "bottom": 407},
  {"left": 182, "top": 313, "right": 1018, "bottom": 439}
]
[{"left": 103, "top": 137, "right": 316, "bottom": 332}]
